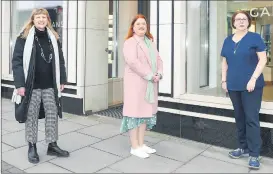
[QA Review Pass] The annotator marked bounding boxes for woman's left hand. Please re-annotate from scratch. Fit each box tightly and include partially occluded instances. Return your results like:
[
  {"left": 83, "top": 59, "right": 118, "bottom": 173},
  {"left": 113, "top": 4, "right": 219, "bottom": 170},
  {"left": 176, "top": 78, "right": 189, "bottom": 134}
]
[
  {"left": 60, "top": 84, "right": 65, "bottom": 91},
  {"left": 152, "top": 75, "right": 160, "bottom": 83},
  {"left": 246, "top": 77, "right": 256, "bottom": 92}
]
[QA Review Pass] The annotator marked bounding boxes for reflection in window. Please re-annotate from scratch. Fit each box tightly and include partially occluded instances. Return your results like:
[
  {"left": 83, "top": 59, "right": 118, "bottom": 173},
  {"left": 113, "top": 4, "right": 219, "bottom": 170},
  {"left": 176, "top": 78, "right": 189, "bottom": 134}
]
[{"left": 186, "top": 1, "right": 222, "bottom": 97}]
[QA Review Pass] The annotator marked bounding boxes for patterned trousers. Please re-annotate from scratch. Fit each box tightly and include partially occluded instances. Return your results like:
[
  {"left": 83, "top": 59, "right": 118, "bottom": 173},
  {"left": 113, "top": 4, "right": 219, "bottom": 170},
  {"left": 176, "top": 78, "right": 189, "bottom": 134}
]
[{"left": 25, "top": 88, "right": 58, "bottom": 144}]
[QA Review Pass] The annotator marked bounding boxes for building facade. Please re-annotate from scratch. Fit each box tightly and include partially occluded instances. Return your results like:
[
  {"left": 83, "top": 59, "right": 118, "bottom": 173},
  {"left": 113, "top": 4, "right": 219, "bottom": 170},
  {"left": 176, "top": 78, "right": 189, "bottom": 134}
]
[{"left": 1, "top": 1, "right": 273, "bottom": 157}]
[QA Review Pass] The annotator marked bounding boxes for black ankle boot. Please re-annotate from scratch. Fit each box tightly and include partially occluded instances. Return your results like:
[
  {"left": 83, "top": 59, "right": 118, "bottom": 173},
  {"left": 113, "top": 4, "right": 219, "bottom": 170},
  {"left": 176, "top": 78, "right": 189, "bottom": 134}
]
[
  {"left": 28, "top": 142, "right": 39, "bottom": 164},
  {"left": 47, "top": 142, "right": 69, "bottom": 157}
]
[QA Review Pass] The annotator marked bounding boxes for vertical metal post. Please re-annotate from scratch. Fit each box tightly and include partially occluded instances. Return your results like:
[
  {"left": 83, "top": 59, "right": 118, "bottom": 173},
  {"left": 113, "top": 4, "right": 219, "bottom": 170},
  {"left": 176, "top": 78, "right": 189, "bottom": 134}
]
[{"left": 112, "top": 0, "right": 119, "bottom": 78}]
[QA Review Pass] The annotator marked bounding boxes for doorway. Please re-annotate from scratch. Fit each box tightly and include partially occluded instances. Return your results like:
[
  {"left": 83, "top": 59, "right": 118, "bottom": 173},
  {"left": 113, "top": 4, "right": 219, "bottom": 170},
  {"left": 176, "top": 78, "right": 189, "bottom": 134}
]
[{"left": 108, "top": 0, "right": 123, "bottom": 107}]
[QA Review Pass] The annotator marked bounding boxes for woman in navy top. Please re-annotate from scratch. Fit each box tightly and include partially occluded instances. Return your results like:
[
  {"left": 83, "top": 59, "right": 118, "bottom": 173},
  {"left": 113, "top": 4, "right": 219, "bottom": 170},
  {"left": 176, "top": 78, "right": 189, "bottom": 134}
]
[{"left": 221, "top": 11, "right": 267, "bottom": 170}]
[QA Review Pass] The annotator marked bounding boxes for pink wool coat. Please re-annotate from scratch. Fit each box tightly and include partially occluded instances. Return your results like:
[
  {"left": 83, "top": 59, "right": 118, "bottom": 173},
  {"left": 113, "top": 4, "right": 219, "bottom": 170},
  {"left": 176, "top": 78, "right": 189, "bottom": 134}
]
[{"left": 122, "top": 35, "right": 163, "bottom": 118}]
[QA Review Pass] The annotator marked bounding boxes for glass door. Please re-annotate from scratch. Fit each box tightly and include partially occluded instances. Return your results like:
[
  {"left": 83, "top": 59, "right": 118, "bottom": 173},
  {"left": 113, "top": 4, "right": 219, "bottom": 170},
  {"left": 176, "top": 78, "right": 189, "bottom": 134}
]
[
  {"left": 107, "top": 0, "right": 118, "bottom": 79},
  {"left": 108, "top": 0, "right": 122, "bottom": 107}
]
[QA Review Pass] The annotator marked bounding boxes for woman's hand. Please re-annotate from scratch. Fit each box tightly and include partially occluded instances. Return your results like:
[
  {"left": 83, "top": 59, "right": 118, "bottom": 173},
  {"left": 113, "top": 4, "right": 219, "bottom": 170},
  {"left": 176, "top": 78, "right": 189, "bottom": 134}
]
[
  {"left": 247, "top": 77, "right": 256, "bottom": 92},
  {"left": 17, "top": 87, "right": 25, "bottom": 96},
  {"left": 152, "top": 75, "right": 160, "bottom": 83},
  {"left": 222, "top": 82, "right": 227, "bottom": 92},
  {"left": 60, "top": 84, "right": 65, "bottom": 91}
]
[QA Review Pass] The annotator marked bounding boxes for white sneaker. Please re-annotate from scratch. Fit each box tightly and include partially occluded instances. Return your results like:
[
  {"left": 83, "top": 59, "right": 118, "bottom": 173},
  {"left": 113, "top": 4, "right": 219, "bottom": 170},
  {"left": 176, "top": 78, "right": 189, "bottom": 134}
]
[
  {"left": 140, "top": 144, "right": 156, "bottom": 154},
  {"left": 130, "top": 147, "right": 149, "bottom": 158}
]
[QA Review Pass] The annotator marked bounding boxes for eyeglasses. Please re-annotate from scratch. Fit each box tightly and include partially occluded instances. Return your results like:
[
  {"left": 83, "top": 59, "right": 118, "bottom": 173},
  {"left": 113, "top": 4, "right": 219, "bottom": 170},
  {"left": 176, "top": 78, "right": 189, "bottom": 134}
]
[{"left": 235, "top": 18, "right": 248, "bottom": 22}]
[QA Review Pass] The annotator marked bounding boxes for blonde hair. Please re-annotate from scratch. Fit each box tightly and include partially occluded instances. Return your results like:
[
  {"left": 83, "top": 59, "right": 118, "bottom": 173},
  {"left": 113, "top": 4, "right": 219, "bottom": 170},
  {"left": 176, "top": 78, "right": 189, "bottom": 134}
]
[{"left": 20, "top": 8, "right": 59, "bottom": 40}]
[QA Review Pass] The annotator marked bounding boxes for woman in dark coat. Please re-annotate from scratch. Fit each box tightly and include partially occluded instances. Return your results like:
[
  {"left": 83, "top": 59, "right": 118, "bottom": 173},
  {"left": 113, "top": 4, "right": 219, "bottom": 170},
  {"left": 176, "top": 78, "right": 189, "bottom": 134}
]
[{"left": 12, "top": 8, "right": 69, "bottom": 164}]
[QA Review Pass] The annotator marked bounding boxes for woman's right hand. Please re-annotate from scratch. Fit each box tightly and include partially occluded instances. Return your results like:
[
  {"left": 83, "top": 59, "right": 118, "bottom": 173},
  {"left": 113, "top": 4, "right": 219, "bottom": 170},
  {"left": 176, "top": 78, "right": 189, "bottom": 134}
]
[
  {"left": 152, "top": 75, "right": 160, "bottom": 83},
  {"left": 222, "top": 82, "right": 227, "bottom": 92},
  {"left": 17, "top": 87, "right": 25, "bottom": 96}
]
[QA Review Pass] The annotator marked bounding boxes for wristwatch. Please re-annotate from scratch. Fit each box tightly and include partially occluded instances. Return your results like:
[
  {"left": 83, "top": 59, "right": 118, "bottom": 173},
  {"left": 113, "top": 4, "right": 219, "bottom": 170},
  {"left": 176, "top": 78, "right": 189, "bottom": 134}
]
[{"left": 157, "top": 73, "right": 163, "bottom": 79}]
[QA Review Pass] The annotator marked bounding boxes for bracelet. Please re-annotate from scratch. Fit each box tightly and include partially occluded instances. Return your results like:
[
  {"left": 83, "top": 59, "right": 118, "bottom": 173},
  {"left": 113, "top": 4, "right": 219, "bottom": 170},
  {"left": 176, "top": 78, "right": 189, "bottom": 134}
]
[
  {"left": 221, "top": 81, "right": 226, "bottom": 84},
  {"left": 156, "top": 73, "right": 163, "bottom": 79},
  {"left": 159, "top": 74, "right": 162, "bottom": 79}
]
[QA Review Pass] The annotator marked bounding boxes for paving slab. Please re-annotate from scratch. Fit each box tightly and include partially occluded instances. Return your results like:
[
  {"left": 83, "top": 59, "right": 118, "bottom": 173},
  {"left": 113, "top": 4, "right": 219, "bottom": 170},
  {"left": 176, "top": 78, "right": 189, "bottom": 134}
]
[
  {"left": 201, "top": 145, "right": 250, "bottom": 167},
  {"left": 6, "top": 167, "right": 25, "bottom": 173},
  {"left": 2, "top": 112, "right": 16, "bottom": 121},
  {"left": 77, "top": 123, "right": 121, "bottom": 139},
  {"left": 2, "top": 143, "right": 15, "bottom": 153},
  {"left": 90, "top": 135, "right": 132, "bottom": 157},
  {"left": 110, "top": 154, "right": 183, "bottom": 173},
  {"left": 1, "top": 161, "right": 14, "bottom": 171},
  {"left": 65, "top": 116, "right": 100, "bottom": 126},
  {"left": 41, "top": 131, "right": 101, "bottom": 152},
  {"left": 174, "top": 155, "right": 249, "bottom": 173},
  {"left": 24, "top": 162, "right": 72, "bottom": 173},
  {"left": 49, "top": 146, "right": 122, "bottom": 173},
  {"left": 1, "top": 129, "right": 11, "bottom": 135},
  {"left": 2, "top": 142, "right": 55, "bottom": 170},
  {"left": 2, "top": 130, "right": 45, "bottom": 148},
  {"left": 96, "top": 167, "right": 122, "bottom": 173},
  {"left": 2, "top": 119, "right": 25, "bottom": 133},
  {"left": 1, "top": 103, "right": 14, "bottom": 113},
  {"left": 153, "top": 139, "right": 210, "bottom": 162},
  {"left": 57, "top": 120, "right": 87, "bottom": 135}
]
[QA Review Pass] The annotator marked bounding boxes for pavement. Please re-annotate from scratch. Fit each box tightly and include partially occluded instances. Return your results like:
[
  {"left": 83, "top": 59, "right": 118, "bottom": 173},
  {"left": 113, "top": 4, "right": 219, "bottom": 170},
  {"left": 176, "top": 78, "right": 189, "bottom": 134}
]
[{"left": 1, "top": 98, "right": 273, "bottom": 173}]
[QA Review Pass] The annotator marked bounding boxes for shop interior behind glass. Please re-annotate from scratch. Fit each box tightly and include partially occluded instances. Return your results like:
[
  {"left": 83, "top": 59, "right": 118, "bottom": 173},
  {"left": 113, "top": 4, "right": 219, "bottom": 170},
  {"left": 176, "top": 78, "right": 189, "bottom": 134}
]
[{"left": 196, "top": 1, "right": 273, "bottom": 102}]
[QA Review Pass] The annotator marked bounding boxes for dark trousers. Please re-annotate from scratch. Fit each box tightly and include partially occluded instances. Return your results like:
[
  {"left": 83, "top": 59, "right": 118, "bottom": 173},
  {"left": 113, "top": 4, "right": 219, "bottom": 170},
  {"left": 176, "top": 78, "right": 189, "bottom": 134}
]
[{"left": 228, "top": 89, "right": 263, "bottom": 157}]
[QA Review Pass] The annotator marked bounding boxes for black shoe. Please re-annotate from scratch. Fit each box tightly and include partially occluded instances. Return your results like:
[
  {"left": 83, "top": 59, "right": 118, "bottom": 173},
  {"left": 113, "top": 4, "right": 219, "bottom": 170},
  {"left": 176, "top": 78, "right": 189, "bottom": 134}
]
[
  {"left": 47, "top": 142, "right": 69, "bottom": 157},
  {"left": 28, "top": 142, "right": 39, "bottom": 164}
]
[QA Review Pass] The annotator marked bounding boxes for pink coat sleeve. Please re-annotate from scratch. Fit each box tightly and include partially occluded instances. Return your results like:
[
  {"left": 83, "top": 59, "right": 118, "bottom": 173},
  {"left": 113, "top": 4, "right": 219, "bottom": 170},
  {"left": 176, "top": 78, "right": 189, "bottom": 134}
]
[
  {"left": 123, "top": 40, "right": 153, "bottom": 78},
  {"left": 157, "top": 50, "right": 163, "bottom": 75}
]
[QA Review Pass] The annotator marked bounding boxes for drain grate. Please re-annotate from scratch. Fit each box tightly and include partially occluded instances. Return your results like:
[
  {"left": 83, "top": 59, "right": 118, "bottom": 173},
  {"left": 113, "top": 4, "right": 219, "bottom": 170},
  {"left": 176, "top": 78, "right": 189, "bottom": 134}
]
[{"left": 94, "top": 105, "right": 123, "bottom": 119}]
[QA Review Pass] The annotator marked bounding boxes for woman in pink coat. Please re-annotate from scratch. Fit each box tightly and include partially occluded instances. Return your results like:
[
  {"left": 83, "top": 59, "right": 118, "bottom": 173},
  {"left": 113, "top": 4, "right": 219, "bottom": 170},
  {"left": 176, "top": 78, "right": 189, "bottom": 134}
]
[{"left": 120, "top": 14, "right": 163, "bottom": 159}]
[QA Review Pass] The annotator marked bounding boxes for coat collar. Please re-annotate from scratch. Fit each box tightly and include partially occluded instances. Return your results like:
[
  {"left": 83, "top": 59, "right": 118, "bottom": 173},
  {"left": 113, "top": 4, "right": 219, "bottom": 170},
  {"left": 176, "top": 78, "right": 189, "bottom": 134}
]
[{"left": 133, "top": 34, "right": 152, "bottom": 67}]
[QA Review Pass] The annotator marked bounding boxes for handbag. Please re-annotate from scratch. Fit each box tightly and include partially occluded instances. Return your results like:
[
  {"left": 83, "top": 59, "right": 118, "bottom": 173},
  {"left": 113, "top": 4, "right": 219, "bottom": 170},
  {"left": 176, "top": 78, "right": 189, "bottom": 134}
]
[
  {"left": 11, "top": 89, "right": 28, "bottom": 123},
  {"left": 14, "top": 96, "right": 28, "bottom": 123}
]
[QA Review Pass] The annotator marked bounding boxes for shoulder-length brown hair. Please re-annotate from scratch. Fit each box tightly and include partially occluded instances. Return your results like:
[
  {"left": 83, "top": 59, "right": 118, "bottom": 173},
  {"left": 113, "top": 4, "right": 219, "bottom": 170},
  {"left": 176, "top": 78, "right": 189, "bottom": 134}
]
[
  {"left": 125, "top": 14, "right": 154, "bottom": 41},
  {"left": 231, "top": 10, "right": 252, "bottom": 29},
  {"left": 20, "top": 8, "right": 59, "bottom": 40}
]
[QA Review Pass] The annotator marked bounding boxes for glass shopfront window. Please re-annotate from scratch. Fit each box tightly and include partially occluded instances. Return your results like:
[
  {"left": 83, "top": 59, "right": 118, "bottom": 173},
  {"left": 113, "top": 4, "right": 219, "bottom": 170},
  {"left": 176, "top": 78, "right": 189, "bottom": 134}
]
[
  {"left": 186, "top": 1, "right": 273, "bottom": 102},
  {"left": 10, "top": 1, "right": 67, "bottom": 73},
  {"left": 108, "top": 0, "right": 119, "bottom": 79}
]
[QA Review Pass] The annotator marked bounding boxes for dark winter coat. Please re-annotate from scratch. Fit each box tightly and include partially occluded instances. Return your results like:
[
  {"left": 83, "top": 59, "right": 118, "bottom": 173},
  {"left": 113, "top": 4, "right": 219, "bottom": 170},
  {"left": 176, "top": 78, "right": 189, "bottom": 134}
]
[{"left": 12, "top": 32, "right": 67, "bottom": 123}]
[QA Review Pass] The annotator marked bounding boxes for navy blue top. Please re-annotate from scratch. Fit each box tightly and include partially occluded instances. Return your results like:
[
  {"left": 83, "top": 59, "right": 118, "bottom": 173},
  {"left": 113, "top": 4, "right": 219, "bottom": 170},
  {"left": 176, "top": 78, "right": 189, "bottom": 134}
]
[{"left": 221, "top": 32, "right": 266, "bottom": 91}]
